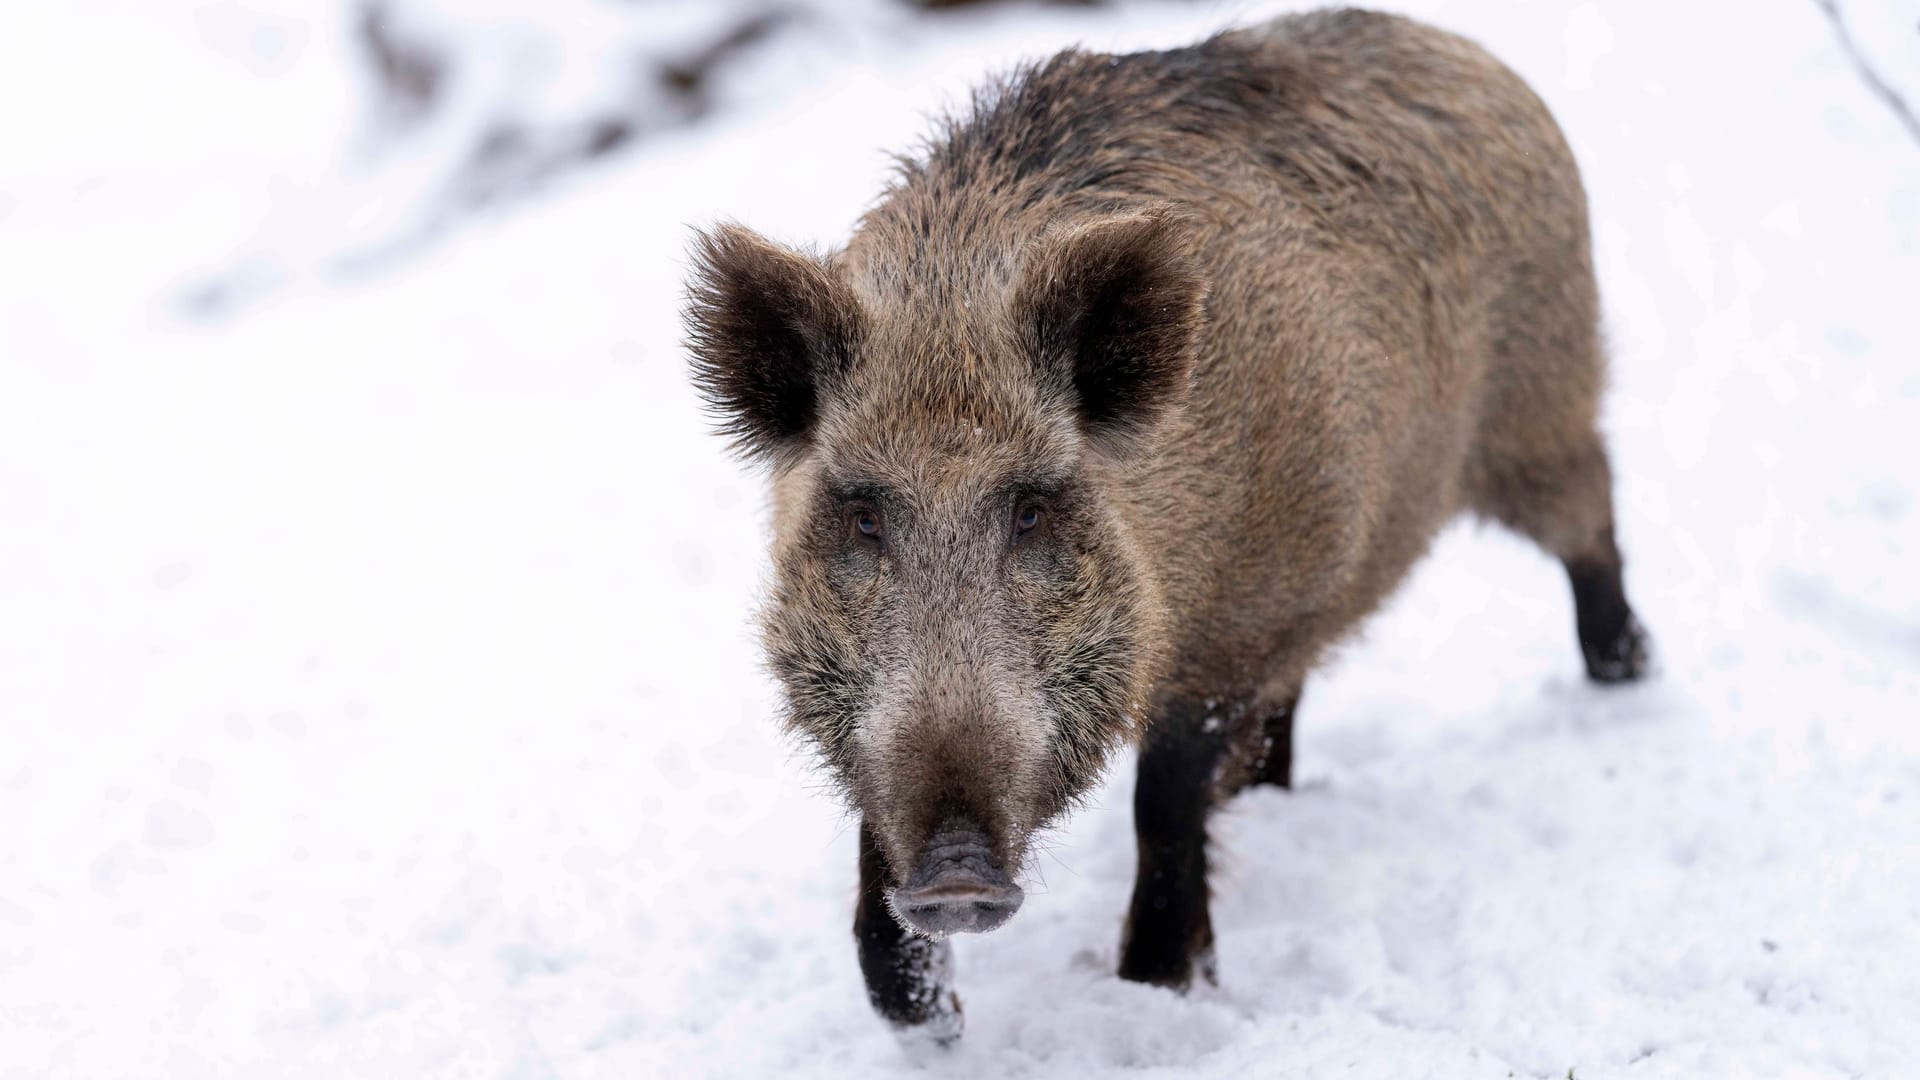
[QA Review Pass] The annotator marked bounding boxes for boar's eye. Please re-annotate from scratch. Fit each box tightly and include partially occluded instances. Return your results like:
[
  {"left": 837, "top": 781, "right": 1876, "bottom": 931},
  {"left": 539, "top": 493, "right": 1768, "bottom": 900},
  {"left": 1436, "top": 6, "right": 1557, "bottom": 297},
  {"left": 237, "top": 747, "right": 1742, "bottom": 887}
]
[
  {"left": 1014, "top": 503, "right": 1043, "bottom": 537},
  {"left": 852, "top": 509, "right": 882, "bottom": 540}
]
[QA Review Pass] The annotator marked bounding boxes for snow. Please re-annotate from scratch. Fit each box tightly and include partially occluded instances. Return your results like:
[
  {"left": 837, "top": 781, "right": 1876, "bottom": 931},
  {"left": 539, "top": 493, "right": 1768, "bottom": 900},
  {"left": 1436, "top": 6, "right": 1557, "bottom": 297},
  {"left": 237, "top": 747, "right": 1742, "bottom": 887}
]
[{"left": 1, "top": 1, "right": 1916, "bottom": 1077}]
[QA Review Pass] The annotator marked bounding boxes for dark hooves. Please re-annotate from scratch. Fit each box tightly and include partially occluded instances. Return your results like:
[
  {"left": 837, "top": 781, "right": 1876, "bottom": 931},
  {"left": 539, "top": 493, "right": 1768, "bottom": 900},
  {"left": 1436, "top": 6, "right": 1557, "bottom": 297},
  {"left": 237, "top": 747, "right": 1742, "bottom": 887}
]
[
  {"left": 1117, "top": 955, "right": 1217, "bottom": 993},
  {"left": 888, "top": 989, "right": 964, "bottom": 1047},
  {"left": 1582, "top": 612, "right": 1650, "bottom": 683},
  {"left": 1118, "top": 959, "right": 1187, "bottom": 990},
  {"left": 863, "top": 935, "right": 963, "bottom": 1045},
  {"left": 1118, "top": 932, "right": 1217, "bottom": 991}
]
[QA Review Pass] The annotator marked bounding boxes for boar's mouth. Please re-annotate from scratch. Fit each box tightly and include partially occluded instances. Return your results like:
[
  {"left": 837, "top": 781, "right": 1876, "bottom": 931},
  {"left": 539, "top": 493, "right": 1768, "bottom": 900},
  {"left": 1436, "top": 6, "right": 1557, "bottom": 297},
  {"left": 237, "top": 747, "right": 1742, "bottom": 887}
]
[{"left": 888, "top": 826, "right": 1025, "bottom": 937}]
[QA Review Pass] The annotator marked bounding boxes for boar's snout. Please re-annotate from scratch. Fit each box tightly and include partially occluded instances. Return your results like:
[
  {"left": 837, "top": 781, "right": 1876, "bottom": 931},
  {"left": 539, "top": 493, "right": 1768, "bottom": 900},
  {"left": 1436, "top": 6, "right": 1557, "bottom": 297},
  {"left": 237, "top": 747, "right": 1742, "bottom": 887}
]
[{"left": 890, "top": 824, "right": 1024, "bottom": 937}]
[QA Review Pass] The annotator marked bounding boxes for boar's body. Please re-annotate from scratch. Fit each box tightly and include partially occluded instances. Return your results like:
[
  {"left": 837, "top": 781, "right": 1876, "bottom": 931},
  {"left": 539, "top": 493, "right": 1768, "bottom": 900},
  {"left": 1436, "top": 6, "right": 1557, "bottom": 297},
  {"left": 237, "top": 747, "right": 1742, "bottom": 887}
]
[
  {"left": 688, "top": 9, "right": 1647, "bottom": 1037},
  {"left": 832, "top": 12, "right": 1614, "bottom": 704}
]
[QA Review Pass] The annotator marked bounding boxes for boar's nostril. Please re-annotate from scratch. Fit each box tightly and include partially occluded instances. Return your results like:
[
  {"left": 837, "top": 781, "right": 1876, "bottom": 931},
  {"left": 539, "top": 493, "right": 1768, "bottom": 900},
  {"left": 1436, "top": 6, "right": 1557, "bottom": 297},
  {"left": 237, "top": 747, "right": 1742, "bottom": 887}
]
[{"left": 889, "top": 829, "right": 1024, "bottom": 937}]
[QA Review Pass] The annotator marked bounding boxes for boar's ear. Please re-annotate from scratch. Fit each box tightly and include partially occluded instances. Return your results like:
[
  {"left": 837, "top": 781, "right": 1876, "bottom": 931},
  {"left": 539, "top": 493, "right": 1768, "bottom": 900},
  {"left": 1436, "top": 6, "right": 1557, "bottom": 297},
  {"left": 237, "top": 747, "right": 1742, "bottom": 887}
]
[
  {"left": 1015, "top": 209, "right": 1206, "bottom": 457},
  {"left": 684, "top": 225, "right": 863, "bottom": 465}
]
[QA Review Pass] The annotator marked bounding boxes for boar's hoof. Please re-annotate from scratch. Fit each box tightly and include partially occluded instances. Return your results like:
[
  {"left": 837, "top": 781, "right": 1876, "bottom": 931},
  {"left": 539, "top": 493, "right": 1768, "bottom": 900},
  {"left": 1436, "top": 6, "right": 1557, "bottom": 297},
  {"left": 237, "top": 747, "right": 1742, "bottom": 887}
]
[
  {"left": 1118, "top": 914, "right": 1217, "bottom": 991},
  {"left": 1117, "top": 937, "right": 1217, "bottom": 991},
  {"left": 892, "top": 989, "right": 964, "bottom": 1049},
  {"left": 1117, "top": 954, "right": 1201, "bottom": 992},
  {"left": 863, "top": 935, "right": 964, "bottom": 1044},
  {"left": 1582, "top": 612, "right": 1650, "bottom": 684}
]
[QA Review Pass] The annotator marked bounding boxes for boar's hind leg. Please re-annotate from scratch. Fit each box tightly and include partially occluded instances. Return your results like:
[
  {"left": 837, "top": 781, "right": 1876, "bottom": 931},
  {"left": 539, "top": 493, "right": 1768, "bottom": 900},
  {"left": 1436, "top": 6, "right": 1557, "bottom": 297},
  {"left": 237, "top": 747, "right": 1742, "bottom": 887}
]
[
  {"left": 1239, "top": 689, "right": 1300, "bottom": 791},
  {"left": 855, "top": 820, "right": 962, "bottom": 1041},
  {"left": 1472, "top": 432, "right": 1650, "bottom": 684},
  {"left": 1119, "top": 702, "right": 1224, "bottom": 989},
  {"left": 1563, "top": 524, "right": 1649, "bottom": 683}
]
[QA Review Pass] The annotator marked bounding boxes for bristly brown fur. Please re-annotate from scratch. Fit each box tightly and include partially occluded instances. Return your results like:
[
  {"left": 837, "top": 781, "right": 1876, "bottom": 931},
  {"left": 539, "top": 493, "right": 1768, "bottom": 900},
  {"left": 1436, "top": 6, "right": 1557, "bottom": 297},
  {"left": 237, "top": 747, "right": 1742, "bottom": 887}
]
[{"left": 685, "top": 7, "right": 1647, "bottom": 1025}]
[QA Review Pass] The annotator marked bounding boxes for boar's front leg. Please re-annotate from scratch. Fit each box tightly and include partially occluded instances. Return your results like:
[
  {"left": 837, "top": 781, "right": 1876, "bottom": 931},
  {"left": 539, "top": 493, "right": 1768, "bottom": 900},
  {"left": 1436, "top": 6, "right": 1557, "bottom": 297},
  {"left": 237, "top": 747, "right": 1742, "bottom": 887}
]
[
  {"left": 1118, "top": 700, "right": 1225, "bottom": 988},
  {"left": 854, "top": 819, "right": 963, "bottom": 1041}
]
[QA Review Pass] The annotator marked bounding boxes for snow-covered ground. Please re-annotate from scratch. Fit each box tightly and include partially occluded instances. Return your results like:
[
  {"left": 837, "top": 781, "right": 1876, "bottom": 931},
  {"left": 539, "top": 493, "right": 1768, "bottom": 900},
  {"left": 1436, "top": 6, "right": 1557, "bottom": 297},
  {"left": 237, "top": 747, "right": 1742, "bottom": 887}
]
[{"left": 2, "top": 1, "right": 1917, "bottom": 1076}]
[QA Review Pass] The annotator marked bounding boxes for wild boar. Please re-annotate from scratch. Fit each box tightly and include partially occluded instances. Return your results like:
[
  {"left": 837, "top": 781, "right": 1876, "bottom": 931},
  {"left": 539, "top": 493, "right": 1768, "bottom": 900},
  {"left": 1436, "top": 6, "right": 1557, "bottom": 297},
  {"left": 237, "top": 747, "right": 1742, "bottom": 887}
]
[{"left": 683, "top": 8, "right": 1648, "bottom": 1039}]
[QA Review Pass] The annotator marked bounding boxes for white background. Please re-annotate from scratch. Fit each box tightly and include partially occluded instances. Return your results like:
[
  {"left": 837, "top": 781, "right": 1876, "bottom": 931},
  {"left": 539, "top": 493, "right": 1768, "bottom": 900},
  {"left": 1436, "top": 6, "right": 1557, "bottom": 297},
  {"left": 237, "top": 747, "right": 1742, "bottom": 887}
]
[{"left": 2, "top": 1, "right": 1917, "bottom": 1075}]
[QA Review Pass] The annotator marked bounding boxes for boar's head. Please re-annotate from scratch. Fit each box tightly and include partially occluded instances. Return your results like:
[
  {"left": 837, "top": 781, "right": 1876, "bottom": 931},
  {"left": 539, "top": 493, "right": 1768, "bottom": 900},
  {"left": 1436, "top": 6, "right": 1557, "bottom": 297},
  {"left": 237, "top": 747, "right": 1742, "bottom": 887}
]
[{"left": 685, "top": 208, "right": 1204, "bottom": 937}]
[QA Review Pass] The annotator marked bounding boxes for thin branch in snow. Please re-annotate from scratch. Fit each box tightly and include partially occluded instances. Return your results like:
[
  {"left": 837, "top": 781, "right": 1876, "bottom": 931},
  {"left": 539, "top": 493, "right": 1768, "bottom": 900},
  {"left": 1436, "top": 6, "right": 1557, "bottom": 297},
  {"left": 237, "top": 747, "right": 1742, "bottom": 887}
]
[{"left": 1812, "top": 0, "right": 1920, "bottom": 149}]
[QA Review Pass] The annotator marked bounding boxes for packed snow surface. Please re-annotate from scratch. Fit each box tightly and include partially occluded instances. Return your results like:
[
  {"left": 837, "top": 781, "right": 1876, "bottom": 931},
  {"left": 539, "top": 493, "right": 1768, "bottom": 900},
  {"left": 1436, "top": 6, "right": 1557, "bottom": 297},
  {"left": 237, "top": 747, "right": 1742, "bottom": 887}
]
[{"left": 2, "top": 1, "right": 1916, "bottom": 1076}]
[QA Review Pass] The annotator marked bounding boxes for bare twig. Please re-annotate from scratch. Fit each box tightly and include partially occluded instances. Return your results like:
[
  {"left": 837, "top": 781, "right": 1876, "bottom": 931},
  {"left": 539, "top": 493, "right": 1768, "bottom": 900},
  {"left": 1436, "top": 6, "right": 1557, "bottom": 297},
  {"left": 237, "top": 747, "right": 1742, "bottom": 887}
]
[
  {"left": 359, "top": 0, "right": 442, "bottom": 129},
  {"left": 1813, "top": 0, "right": 1920, "bottom": 149}
]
